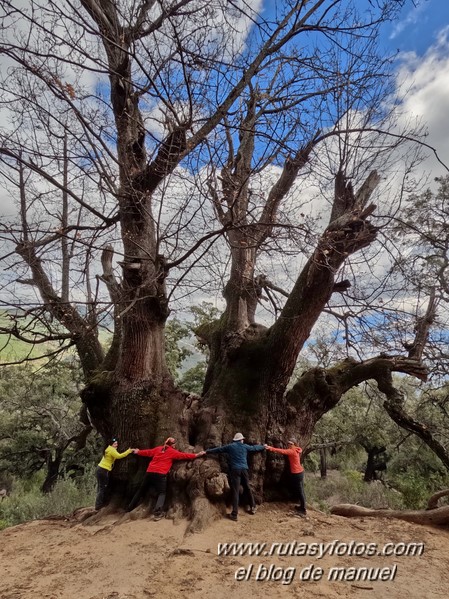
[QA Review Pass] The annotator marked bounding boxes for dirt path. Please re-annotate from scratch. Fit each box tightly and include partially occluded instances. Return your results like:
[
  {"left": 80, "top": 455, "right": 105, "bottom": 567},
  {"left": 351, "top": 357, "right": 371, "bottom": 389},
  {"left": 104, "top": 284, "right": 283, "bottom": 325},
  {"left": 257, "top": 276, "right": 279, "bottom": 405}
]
[{"left": 1, "top": 504, "right": 448, "bottom": 598}]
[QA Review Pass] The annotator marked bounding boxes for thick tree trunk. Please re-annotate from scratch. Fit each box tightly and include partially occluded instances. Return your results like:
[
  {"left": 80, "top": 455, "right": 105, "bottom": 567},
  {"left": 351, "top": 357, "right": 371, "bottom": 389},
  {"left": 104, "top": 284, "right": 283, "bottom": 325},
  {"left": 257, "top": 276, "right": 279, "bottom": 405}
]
[
  {"left": 320, "top": 447, "right": 328, "bottom": 479},
  {"left": 185, "top": 338, "right": 447, "bottom": 527},
  {"left": 42, "top": 452, "right": 63, "bottom": 494},
  {"left": 363, "top": 445, "right": 387, "bottom": 482},
  {"left": 79, "top": 307, "right": 446, "bottom": 530},
  {"left": 195, "top": 334, "right": 343, "bottom": 507},
  {"left": 83, "top": 375, "right": 198, "bottom": 506}
]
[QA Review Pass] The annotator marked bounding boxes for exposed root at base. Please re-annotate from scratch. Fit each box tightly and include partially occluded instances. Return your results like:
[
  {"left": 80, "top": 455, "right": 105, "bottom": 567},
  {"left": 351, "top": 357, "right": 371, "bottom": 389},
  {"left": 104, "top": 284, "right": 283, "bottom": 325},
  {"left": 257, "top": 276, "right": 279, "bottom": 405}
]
[{"left": 330, "top": 503, "right": 449, "bottom": 526}]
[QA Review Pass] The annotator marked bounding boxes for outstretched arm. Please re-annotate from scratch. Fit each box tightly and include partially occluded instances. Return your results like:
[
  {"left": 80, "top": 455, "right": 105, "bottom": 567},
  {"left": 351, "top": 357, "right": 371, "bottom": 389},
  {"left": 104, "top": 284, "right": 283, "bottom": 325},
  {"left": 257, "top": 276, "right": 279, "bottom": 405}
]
[
  {"left": 245, "top": 444, "right": 265, "bottom": 452},
  {"left": 135, "top": 447, "right": 159, "bottom": 458},
  {"left": 265, "top": 445, "right": 301, "bottom": 455},
  {"left": 206, "top": 445, "right": 229, "bottom": 455},
  {"left": 171, "top": 449, "right": 198, "bottom": 460},
  {"left": 109, "top": 447, "right": 134, "bottom": 459}
]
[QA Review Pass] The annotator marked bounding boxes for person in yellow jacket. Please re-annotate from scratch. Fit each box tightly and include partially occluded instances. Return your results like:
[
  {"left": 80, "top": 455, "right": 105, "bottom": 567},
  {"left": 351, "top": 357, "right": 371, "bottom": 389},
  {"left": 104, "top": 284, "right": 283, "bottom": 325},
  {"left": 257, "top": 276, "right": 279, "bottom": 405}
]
[{"left": 95, "top": 438, "right": 134, "bottom": 510}]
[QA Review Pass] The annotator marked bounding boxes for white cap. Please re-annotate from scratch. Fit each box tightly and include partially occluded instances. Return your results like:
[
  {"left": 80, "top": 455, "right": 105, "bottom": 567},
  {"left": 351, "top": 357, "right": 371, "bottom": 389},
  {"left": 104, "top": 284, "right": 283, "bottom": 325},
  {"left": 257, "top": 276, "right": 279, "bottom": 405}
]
[{"left": 233, "top": 432, "right": 244, "bottom": 441}]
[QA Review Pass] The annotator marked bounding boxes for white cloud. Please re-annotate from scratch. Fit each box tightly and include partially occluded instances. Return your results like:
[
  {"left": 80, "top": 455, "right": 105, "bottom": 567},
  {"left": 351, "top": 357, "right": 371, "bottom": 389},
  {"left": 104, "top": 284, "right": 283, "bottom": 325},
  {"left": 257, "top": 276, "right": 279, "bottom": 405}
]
[
  {"left": 395, "top": 26, "right": 449, "bottom": 179},
  {"left": 389, "top": 1, "right": 429, "bottom": 40}
]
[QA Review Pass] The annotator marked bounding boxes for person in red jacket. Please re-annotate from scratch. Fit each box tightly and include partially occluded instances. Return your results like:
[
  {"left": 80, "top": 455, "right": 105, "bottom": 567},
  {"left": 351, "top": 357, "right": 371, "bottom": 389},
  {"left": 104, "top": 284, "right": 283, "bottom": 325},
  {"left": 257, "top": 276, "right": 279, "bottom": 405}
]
[
  {"left": 127, "top": 437, "right": 204, "bottom": 519},
  {"left": 265, "top": 438, "right": 307, "bottom": 517}
]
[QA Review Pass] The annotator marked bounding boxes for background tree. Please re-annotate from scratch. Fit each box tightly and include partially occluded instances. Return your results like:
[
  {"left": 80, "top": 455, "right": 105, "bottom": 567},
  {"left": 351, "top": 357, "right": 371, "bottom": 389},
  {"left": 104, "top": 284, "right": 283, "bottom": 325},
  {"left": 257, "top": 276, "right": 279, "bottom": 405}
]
[
  {"left": 1, "top": 0, "right": 447, "bottom": 526},
  {"left": 392, "top": 174, "right": 449, "bottom": 379},
  {"left": 311, "top": 374, "right": 449, "bottom": 502},
  {"left": 165, "top": 318, "right": 194, "bottom": 382},
  {"left": 0, "top": 362, "right": 96, "bottom": 493}
]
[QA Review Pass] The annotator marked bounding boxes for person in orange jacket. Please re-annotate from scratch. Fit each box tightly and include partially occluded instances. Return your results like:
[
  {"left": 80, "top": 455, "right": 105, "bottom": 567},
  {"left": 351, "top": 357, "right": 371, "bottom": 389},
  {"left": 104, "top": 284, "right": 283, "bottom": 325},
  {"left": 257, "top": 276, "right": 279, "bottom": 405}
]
[
  {"left": 265, "top": 438, "right": 307, "bottom": 517},
  {"left": 127, "top": 437, "right": 205, "bottom": 519}
]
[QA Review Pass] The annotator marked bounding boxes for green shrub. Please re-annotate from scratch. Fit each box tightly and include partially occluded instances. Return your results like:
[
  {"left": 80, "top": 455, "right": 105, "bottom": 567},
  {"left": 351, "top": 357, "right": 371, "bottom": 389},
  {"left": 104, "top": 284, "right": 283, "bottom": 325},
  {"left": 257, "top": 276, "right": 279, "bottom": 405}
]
[
  {"left": 0, "top": 471, "right": 96, "bottom": 529},
  {"left": 303, "top": 453, "right": 319, "bottom": 474},
  {"left": 0, "top": 519, "right": 9, "bottom": 531},
  {"left": 393, "top": 473, "right": 434, "bottom": 509},
  {"left": 305, "top": 470, "right": 405, "bottom": 511},
  {"left": 357, "top": 481, "right": 403, "bottom": 509}
]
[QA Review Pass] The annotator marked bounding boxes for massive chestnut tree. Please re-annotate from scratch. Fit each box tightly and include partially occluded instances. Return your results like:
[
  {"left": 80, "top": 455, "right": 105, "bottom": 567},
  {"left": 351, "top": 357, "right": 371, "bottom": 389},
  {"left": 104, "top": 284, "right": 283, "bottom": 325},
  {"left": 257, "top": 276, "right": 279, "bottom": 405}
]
[{"left": 0, "top": 0, "right": 444, "bottom": 526}]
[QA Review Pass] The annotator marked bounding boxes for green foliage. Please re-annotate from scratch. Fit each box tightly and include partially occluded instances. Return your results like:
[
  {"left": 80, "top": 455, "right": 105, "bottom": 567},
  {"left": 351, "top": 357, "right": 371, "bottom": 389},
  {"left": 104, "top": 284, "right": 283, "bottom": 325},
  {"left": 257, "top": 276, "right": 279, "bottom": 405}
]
[
  {"left": 312, "top": 375, "right": 449, "bottom": 484},
  {"left": 164, "top": 303, "right": 219, "bottom": 391},
  {"left": 0, "top": 470, "right": 96, "bottom": 528},
  {"left": 178, "top": 361, "right": 207, "bottom": 394},
  {"left": 307, "top": 372, "right": 449, "bottom": 510},
  {"left": 305, "top": 470, "right": 404, "bottom": 512},
  {"left": 165, "top": 318, "right": 194, "bottom": 378},
  {"left": 387, "top": 439, "right": 449, "bottom": 508},
  {"left": 189, "top": 302, "right": 222, "bottom": 355},
  {"left": 0, "top": 362, "right": 100, "bottom": 487},
  {"left": 189, "top": 302, "right": 221, "bottom": 333},
  {"left": 0, "top": 311, "right": 60, "bottom": 363},
  {"left": 392, "top": 474, "right": 431, "bottom": 509},
  {"left": 315, "top": 385, "right": 396, "bottom": 450},
  {"left": 356, "top": 480, "right": 404, "bottom": 510},
  {"left": 327, "top": 447, "right": 367, "bottom": 472},
  {"left": 303, "top": 453, "right": 319, "bottom": 473}
]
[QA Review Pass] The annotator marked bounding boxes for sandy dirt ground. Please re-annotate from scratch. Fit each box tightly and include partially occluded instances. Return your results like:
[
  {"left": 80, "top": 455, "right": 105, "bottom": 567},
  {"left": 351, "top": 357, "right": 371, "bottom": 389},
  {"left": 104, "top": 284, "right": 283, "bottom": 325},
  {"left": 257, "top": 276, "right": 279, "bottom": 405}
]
[{"left": 1, "top": 503, "right": 448, "bottom": 599}]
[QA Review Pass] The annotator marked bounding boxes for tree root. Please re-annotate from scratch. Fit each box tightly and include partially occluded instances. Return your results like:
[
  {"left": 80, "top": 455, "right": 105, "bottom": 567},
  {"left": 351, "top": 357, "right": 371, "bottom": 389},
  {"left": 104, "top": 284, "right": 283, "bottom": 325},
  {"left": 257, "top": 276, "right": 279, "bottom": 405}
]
[
  {"left": 330, "top": 503, "right": 449, "bottom": 525},
  {"left": 426, "top": 489, "right": 449, "bottom": 510},
  {"left": 187, "top": 496, "right": 223, "bottom": 534}
]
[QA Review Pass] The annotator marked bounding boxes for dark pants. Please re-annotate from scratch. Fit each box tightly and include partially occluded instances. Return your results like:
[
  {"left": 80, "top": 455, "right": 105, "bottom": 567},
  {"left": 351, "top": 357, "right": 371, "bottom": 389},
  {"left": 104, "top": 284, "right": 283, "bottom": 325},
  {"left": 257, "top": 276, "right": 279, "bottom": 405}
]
[
  {"left": 95, "top": 466, "right": 110, "bottom": 510},
  {"left": 127, "top": 472, "right": 167, "bottom": 512},
  {"left": 291, "top": 471, "right": 306, "bottom": 512},
  {"left": 229, "top": 468, "right": 255, "bottom": 516}
]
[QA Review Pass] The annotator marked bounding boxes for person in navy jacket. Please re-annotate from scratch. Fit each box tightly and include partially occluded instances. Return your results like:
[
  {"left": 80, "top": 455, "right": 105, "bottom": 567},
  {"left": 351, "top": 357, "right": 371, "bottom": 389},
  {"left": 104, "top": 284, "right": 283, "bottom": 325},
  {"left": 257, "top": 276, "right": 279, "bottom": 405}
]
[{"left": 205, "top": 432, "right": 265, "bottom": 521}]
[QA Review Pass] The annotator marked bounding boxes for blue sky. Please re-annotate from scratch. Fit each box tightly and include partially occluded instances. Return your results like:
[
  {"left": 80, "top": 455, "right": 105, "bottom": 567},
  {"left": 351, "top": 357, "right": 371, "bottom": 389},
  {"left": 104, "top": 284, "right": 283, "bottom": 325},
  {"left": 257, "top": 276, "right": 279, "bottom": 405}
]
[
  {"left": 382, "top": 0, "right": 447, "bottom": 55},
  {"left": 0, "top": 0, "right": 447, "bottom": 327},
  {"left": 377, "top": 0, "right": 449, "bottom": 180},
  {"left": 0, "top": 0, "right": 448, "bottom": 217}
]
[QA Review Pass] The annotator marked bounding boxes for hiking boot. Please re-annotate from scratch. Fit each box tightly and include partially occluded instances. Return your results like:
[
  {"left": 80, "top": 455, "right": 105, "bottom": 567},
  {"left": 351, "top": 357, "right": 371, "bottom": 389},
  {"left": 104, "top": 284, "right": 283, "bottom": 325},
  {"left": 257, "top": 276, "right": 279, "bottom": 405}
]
[
  {"left": 152, "top": 511, "right": 164, "bottom": 521},
  {"left": 227, "top": 513, "right": 238, "bottom": 521},
  {"left": 249, "top": 506, "right": 257, "bottom": 515}
]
